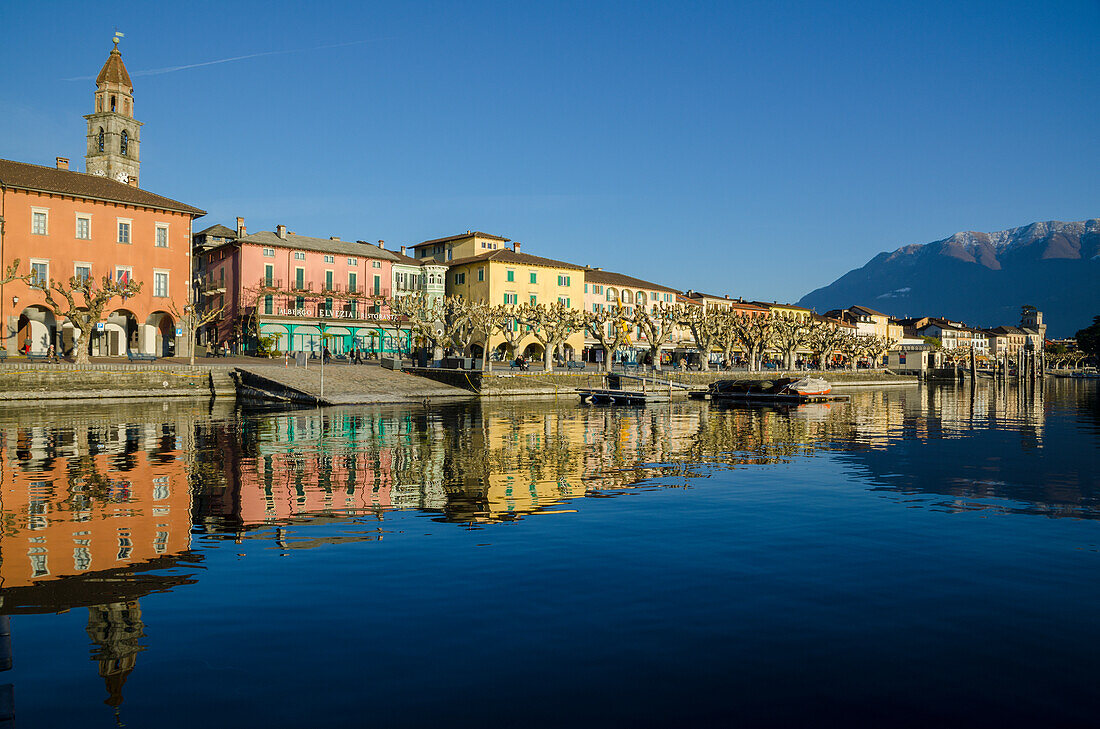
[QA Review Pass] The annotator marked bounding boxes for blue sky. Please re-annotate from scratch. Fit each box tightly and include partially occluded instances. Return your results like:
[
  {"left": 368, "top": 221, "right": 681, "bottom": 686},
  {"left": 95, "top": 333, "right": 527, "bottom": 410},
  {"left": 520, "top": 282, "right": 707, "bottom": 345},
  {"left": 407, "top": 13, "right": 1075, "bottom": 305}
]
[{"left": 2, "top": 0, "right": 1097, "bottom": 303}]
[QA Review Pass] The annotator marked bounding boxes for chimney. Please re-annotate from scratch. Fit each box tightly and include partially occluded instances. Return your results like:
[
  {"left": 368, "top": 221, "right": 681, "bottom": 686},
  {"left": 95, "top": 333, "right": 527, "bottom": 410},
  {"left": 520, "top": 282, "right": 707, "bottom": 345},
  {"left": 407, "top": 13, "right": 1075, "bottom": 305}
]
[
  {"left": 724, "top": 294, "right": 729, "bottom": 299},
  {"left": 276, "top": 224, "right": 287, "bottom": 239},
  {"left": 513, "top": 241, "right": 522, "bottom": 254},
  {"left": 400, "top": 245, "right": 407, "bottom": 256},
  {"left": 377, "top": 240, "right": 385, "bottom": 249},
  {"left": 236, "top": 217, "right": 246, "bottom": 237},
  {"left": 330, "top": 236, "right": 341, "bottom": 241},
  {"left": 127, "top": 177, "right": 138, "bottom": 187},
  {"left": 55, "top": 157, "right": 69, "bottom": 170}
]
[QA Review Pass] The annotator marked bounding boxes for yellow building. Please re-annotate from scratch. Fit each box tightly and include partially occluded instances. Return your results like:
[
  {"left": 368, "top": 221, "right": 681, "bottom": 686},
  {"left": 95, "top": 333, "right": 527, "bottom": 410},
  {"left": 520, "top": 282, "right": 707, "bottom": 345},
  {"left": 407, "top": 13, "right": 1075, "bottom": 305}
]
[
  {"left": 445, "top": 242, "right": 587, "bottom": 361},
  {"left": 411, "top": 231, "right": 511, "bottom": 263}
]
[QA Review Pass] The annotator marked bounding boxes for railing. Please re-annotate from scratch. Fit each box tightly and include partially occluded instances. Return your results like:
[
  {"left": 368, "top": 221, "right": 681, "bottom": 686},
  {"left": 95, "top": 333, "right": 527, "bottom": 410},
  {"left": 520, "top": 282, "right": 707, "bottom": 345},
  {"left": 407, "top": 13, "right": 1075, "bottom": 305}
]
[
  {"left": 199, "top": 275, "right": 227, "bottom": 294},
  {"left": 322, "top": 282, "right": 342, "bottom": 294},
  {"left": 257, "top": 277, "right": 282, "bottom": 289}
]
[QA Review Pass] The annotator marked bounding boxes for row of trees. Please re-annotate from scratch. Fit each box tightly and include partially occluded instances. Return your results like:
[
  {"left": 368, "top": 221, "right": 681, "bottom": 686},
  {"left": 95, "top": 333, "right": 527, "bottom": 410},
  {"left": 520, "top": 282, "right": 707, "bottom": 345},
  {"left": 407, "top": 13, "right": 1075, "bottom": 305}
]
[
  {"left": 391, "top": 293, "right": 896, "bottom": 373},
  {"left": 1, "top": 262, "right": 223, "bottom": 365}
]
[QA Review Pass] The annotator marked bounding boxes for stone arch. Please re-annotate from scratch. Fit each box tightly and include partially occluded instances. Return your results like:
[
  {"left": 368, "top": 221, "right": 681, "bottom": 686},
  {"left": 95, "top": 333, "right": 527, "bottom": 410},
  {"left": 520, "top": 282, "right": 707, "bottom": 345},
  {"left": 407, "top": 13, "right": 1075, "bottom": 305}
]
[
  {"left": 636, "top": 292, "right": 647, "bottom": 308},
  {"left": 605, "top": 287, "right": 617, "bottom": 303},
  {"left": 103, "top": 309, "right": 139, "bottom": 357},
  {"left": 562, "top": 343, "right": 575, "bottom": 362},
  {"left": 621, "top": 290, "right": 633, "bottom": 304},
  {"left": 522, "top": 342, "right": 544, "bottom": 361},
  {"left": 16, "top": 306, "right": 56, "bottom": 354},
  {"left": 144, "top": 311, "right": 176, "bottom": 357}
]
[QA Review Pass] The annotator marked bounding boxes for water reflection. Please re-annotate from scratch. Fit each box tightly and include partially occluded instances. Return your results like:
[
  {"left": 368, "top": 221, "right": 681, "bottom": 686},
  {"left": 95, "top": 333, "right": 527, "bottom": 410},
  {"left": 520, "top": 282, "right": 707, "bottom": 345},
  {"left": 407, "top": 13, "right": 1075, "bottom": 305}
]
[{"left": 0, "top": 381, "right": 1096, "bottom": 725}]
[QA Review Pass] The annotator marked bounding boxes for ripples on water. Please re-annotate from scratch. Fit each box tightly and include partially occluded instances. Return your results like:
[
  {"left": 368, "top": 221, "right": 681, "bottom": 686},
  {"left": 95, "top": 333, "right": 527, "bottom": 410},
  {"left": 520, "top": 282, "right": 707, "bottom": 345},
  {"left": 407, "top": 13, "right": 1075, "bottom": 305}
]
[{"left": 1, "top": 381, "right": 1098, "bottom": 727}]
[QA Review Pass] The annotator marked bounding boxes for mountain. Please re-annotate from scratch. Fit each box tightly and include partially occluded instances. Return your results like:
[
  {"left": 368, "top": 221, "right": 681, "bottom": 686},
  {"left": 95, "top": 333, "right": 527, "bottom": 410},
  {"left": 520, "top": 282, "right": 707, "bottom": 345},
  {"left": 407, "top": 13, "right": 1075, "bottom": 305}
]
[{"left": 797, "top": 219, "right": 1100, "bottom": 337}]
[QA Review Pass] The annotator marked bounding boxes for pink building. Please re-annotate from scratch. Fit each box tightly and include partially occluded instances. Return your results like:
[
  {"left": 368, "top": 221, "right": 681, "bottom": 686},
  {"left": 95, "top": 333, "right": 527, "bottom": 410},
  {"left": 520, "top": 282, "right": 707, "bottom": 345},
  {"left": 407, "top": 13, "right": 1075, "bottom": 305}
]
[{"left": 193, "top": 219, "right": 411, "bottom": 355}]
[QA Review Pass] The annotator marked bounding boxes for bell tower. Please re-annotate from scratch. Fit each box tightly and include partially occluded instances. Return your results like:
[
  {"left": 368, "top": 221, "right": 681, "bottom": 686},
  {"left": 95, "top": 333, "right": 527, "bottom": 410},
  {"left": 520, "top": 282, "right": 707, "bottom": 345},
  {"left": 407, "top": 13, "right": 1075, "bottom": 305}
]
[{"left": 84, "top": 34, "right": 142, "bottom": 186}]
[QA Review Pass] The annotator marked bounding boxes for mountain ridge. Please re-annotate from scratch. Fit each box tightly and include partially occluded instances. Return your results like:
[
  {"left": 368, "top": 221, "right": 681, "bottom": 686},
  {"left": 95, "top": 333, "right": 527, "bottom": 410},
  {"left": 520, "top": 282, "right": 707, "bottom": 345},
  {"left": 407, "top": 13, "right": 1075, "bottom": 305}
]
[{"left": 797, "top": 219, "right": 1100, "bottom": 337}]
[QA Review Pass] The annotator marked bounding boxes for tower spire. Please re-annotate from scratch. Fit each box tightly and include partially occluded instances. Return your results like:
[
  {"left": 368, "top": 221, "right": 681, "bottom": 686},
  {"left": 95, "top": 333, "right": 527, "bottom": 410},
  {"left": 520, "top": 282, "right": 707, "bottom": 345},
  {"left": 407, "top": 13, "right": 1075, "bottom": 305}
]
[{"left": 84, "top": 35, "right": 142, "bottom": 185}]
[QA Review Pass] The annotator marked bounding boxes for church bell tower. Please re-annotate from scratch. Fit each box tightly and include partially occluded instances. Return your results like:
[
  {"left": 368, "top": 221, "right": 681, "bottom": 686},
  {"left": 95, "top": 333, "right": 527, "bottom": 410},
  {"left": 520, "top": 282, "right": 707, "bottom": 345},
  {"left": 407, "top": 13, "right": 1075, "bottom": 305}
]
[{"left": 84, "top": 34, "right": 142, "bottom": 186}]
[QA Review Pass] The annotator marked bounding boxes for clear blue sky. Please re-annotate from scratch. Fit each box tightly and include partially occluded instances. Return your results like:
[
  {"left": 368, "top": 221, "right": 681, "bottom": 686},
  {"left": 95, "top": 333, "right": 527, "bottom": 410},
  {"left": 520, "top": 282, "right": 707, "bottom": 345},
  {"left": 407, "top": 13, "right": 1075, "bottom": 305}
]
[{"left": 2, "top": 0, "right": 1097, "bottom": 303}]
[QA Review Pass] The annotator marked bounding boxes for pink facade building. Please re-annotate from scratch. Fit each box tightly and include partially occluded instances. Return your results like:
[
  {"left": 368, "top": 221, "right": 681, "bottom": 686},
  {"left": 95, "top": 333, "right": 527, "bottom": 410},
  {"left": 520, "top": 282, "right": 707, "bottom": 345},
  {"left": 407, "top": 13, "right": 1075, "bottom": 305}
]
[{"left": 193, "top": 219, "right": 412, "bottom": 355}]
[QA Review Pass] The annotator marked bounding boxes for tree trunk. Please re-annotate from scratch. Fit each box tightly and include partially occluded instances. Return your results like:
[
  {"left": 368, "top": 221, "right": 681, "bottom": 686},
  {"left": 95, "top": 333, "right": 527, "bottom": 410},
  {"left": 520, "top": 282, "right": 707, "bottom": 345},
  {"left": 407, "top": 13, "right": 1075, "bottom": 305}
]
[
  {"left": 600, "top": 345, "right": 610, "bottom": 373},
  {"left": 74, "top": 325, "right": 93, "bottom": 365},
  {"left": 651, "top": 347, "right": 662, "bottom": 371}
]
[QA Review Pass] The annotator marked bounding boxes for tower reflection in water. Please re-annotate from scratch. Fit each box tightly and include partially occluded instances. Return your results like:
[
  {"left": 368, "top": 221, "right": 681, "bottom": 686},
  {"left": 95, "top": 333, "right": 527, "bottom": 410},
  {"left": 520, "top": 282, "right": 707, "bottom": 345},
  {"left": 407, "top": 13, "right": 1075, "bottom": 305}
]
[{"left": 0, "top": 381, "right": 1085, "bottom": 724}]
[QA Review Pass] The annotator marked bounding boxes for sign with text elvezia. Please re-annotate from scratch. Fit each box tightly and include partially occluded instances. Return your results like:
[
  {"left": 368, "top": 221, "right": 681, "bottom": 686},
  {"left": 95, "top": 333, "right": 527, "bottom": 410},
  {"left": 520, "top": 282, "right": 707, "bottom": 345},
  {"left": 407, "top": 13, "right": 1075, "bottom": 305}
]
[{"left": 276, "top": 308, "right": 394, "bottom": 322}]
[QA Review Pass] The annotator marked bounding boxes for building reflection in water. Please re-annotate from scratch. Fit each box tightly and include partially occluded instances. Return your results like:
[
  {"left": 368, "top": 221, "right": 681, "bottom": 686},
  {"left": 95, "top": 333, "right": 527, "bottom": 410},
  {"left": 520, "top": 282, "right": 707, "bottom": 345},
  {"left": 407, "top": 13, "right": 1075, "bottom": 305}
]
[{"left": 0, "top": 381, "right": 1089, "bottom": 724}]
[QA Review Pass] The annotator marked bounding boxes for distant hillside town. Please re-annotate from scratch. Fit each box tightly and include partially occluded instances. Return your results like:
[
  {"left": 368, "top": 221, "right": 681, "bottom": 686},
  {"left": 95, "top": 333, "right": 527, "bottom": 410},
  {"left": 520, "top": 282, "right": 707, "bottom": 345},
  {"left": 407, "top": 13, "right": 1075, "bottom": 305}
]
[{"left": 0, "top": 40, "right": 1088, "bottom": 372}]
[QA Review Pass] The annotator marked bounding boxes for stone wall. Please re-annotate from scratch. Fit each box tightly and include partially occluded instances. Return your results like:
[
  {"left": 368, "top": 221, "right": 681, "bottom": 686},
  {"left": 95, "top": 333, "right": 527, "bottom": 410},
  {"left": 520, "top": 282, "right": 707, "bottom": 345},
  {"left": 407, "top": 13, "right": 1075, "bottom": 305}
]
[{"left": 0, "top": 363, "right": 235, "bottom": 400}]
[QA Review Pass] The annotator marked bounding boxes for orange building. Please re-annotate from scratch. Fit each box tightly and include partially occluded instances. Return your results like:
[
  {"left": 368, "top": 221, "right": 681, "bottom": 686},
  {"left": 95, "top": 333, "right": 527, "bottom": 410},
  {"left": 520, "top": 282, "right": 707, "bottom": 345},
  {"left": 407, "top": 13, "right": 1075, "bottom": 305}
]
[{"left": 0, "top": 39, "right": 204, "bottom": 357}]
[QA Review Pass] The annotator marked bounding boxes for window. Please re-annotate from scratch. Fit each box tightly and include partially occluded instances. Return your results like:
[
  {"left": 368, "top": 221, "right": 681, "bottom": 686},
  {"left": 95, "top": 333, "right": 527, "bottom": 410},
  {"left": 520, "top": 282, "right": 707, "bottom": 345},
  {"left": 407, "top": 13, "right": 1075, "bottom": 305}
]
[
  {"left": 324, "top": 255, "right": 335, "bottom": 264},
  {"left": 447, "top": 247, "right": 453, "bottom": 261},
  {"left": 372, "top": 260, "right": 382, "bottom": 269},
  {"left": 29, "top": 260, "right": 49, "bottom": 288},
  {"left": 74, "top": 263, "right": 91, "bottom": 283},
  {"left": 264, "top": 264, "right": 274, "bottom": 286},
  {"left": 558, "top": 275, "right": 570, "bottom": 286},
  {"left": 295, "top": 268, "right": 305, "bottom": 289},
  {"left": 115, "top": 266, "right": 132, "bottom": 285},
  {"left": 263, "top": 247, "right": 275, "bottom": 257},
  {"left": 373, "top": 275, "right": 381, "bottom": 295},
  {"left": 559, "top": 297, "right": 570, "bottom": 307},
  {"left": 155, "top": 224, "right": 169, "bottom": 248},
  {"left": 504, "top": 293, "right": 518, "bottom": 305},
  {"left": 117, "top": 220, "right": 131, "bottom": 244},
  {"left": 348, "top": 272, "right": 357, "bottom": 293},
  {"left": 347, "top": 257, "right": 357, "bottom": 266},
  {"left": 76, "top": 216, "right": 91, "bottom": 240},
  {"left": 529, "top": 294, "right": 537, "bottom": 304},
  {"left": 325, "top": 270, "right": 334, "bottom": 291},
  {"left": 294, "top": 251, "right": 306, "bottom": 260},
  {"left": 593, "top": 285, "right": 603, "bottom": 295},
  {"left": 478, "top": 268, "right": 484, "bottom": 282},
  {"left": 31, "top": 210, "right": 48, "bottom": 235},
  {"left": 529, "top": 271, "right": 537, "bottom": 284},
  {"left": 506, "top": 269, "right": 515, "bottom": 282},
  {"left": 606, "top": 288, "right": 617, "bottom": 302},
  {"left": 622, "top": 290, "right": 633, "bottom": 304},
  {"left": 120, "top": 130, "right": 129, "bottom": 155},
  {"left": 584, "top": 283, "right": 588, "bottom": 293},
  {"left": 153, "top": 271, "right": 169, "bottom": 297},
  {"left": 454, "top": 272, "right": 466, "bottom": 284},
  {"left": 98, "top": 128, "right": 105, "bottom": 152}
]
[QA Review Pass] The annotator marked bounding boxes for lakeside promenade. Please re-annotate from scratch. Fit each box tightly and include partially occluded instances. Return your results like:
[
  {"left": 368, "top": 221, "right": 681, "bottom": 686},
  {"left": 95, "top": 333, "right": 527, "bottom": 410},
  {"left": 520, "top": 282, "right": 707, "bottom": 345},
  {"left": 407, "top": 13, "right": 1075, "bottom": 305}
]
[{"left": 0, "top": 354, "right": 918, "bottom": 405}]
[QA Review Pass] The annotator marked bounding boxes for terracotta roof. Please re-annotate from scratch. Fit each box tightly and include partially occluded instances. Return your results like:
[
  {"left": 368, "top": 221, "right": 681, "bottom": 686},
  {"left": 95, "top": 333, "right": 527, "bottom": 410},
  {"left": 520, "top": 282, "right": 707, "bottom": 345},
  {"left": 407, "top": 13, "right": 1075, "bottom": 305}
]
[
  {"left": 96, "top": 46, "right": 133, "bottom": 88},
  {"left": 237, "top": 231, "right": 401, "bottom": 261},
  {"left": 849, "top": 304, "right": 891, "bottom": 318},
  {"left": 583, "top": 268, "right": 679, "bottom": 294},
  {"left": 412, "top": 231, "right": 511, "bottom": 249},
  {"left": 447, "top": 248, "right": 584, "bottom": 271},
  {"left": 0, "top": 158, "right": 204, "bottom": 215},
  {"left": 195, "top": 224, "right": 238, "bottom": 238},
  {"left": 391, "top": 249, "right": 447, "bottom": 267},
  {"left": 750, "top": 301, "right": 812, "bottom": 312}
]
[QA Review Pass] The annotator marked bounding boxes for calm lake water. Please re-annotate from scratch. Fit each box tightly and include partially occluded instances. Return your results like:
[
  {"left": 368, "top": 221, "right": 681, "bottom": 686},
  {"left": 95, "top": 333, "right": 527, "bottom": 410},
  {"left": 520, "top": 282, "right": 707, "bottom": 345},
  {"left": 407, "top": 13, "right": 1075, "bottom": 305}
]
[{"left": 1, "top": 381, "right": 1098, "bottom": 727}]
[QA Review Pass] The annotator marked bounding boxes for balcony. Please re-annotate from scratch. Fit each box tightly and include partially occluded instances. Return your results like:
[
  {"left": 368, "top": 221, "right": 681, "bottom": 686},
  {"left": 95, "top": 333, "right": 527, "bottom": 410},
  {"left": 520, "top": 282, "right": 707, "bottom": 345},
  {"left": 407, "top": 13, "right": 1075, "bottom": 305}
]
[
  {"left": 322, "top": 281, "right": 343, "bottom": 294},
  {"left": 198, "top": 275, "right": 227, "bottom": 295},
  {"left": 257, "top": 277, "right": 282, "bottom": 290}
]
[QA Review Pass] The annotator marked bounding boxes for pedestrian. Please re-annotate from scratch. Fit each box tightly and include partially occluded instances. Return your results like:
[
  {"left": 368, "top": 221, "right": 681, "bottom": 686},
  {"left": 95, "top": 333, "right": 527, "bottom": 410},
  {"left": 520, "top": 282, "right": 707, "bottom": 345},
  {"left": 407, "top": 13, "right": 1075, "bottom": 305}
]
[
  {"left": 322, "top": 346, "right": 331, "bottom": 364},
  {"left": 47, "top": 344, "right": 58, "bottom": 363}
]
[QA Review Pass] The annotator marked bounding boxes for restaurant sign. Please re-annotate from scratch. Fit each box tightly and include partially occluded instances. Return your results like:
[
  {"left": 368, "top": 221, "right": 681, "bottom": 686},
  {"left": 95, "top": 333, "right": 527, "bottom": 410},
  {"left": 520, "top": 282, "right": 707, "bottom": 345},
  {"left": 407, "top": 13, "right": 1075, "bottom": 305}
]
[{"left": 277, "top": 308, "right": 392, "bottom": 322}]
